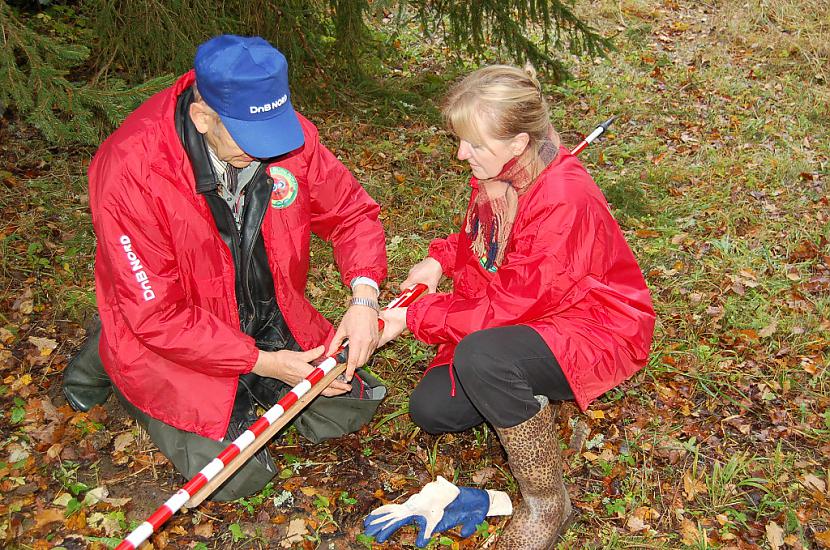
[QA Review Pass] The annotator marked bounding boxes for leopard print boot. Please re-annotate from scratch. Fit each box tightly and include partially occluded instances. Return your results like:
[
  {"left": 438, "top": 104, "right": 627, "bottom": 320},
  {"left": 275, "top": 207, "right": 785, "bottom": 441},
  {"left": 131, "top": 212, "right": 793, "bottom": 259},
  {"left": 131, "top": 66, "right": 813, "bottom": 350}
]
[{"left": 494, "top": 398, "right": 572, "bottom": 549}]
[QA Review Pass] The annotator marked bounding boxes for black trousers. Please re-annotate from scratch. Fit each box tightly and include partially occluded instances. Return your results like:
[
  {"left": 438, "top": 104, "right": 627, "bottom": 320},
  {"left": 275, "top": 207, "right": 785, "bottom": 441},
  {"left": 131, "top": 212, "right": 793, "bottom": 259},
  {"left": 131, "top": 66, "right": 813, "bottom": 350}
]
[{"left": 409, "top": 325, "right": 574, "bottom": 433}]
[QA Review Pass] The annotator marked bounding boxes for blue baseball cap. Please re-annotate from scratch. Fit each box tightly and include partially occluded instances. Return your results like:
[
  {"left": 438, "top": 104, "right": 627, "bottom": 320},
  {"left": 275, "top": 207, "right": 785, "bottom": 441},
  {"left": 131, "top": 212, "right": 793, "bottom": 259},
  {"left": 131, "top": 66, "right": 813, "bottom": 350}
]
[{"left": 194, "top": 35, "right": 304, "bottom": 158}]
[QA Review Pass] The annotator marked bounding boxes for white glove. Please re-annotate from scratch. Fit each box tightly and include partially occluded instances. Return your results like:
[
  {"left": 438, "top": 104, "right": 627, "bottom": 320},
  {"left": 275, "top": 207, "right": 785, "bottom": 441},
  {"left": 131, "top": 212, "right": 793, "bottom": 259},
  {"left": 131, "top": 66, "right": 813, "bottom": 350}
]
[{"left": 364, "top": 476, "right": 512, "bottom": 547}]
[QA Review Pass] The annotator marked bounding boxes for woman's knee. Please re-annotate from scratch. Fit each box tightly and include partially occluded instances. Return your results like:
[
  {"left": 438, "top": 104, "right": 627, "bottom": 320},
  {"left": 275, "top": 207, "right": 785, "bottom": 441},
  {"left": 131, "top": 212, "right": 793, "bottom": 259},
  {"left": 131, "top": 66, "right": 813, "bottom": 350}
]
[
  {"left": 408, "top": 371, "right": 483, "bottom": 434},
  {"left": 453, "top": 331, "right": 486, "bottom": 373},
  {"left": 453, "top": 330, "right": 513, "bottom": 383},
  {"left": 409, "top": 392, "right": 455, "bottom": 434},
  {"left": 408, "top": 385, "right": 436, "bottom": 432}
]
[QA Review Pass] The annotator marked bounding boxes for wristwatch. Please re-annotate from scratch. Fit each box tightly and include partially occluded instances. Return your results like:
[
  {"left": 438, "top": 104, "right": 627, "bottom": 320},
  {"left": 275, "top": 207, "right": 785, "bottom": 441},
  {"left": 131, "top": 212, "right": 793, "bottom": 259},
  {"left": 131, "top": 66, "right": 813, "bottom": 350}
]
[{"left": 350, "top": 296, "right": 380, "bottom": 312}]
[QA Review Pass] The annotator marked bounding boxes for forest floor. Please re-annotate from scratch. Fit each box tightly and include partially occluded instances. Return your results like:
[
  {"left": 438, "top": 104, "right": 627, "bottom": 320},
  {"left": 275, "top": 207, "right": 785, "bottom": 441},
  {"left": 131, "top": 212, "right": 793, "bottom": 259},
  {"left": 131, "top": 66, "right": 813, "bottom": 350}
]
[{"left": 1, "top": 0, "right": 828, "bottom": 548}]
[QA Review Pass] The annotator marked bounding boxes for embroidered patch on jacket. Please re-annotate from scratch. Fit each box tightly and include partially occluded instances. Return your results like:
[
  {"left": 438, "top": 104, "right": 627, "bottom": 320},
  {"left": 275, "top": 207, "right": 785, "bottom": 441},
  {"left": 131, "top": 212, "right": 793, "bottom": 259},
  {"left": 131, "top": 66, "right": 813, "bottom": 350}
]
[{"left": 267, "top": 165, "right": 298, "bottom": 209}]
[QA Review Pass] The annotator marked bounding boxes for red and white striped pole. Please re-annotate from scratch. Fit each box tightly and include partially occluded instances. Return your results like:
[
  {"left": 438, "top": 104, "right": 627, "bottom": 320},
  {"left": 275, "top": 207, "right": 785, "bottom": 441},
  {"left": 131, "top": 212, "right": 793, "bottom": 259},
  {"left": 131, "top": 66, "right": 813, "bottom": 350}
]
[
  {"left": 570, "top": 115, "right": 616, "bottom": 156},
  {"left": 115, "top": 284, "right": 428, "bottom": 550}
]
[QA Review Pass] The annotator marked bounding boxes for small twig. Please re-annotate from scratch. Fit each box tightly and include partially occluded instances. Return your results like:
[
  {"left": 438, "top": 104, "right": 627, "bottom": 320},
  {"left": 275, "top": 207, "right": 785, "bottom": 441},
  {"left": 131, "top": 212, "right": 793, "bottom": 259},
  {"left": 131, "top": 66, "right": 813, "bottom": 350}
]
[
  {"left": 192, "top": 509, "right": 223, "bottom": 523},
  {"left": 104, "top": 465, "right": 151, "bottom": 485}
]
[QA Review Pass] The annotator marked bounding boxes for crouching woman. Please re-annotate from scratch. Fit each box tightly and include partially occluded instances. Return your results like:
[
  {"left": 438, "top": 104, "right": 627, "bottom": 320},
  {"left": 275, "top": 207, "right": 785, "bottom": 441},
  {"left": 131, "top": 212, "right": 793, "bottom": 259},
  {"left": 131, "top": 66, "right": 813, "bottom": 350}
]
[{"left": 380, "top": 65, "right": 656, "bottom": 548}]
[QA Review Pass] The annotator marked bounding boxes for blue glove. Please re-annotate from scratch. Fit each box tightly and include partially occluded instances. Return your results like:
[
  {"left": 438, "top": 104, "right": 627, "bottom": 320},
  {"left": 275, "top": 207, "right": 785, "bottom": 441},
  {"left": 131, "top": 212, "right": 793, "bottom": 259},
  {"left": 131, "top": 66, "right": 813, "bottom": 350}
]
[
  {"left": 363, "top": 476, "right": 512, "bottom": 548},
  {"left": 433, "top": 487, "right": 490, "bottom": 539}
]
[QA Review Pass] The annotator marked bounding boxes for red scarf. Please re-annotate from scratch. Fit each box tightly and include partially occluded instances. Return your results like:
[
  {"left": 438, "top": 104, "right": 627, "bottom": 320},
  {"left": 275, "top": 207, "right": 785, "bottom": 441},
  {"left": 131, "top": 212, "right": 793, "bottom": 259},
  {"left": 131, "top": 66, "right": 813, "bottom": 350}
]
[{"left": 465, "top": 133, "right": 559, "bottom": 271}]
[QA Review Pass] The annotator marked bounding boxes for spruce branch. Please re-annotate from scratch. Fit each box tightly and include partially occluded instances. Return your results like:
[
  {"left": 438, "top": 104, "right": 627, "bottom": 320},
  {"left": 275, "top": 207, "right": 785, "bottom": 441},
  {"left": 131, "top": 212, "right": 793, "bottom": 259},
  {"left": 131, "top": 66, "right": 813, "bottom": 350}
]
[
  {"left": 1, "top": 0, "right": 172, "bottom": 145},
  {"left": 415, "top": 0, "right": 611, "bottom": 81}
]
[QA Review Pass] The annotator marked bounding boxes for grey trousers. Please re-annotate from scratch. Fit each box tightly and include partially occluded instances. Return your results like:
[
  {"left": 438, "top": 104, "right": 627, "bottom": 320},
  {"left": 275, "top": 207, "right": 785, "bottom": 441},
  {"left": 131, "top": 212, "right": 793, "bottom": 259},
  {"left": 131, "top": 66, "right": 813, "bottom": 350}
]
[
  {"left": 114, "top": 388, "right": 274, "bottom": 501},
  {"left": 113, "top": 368, "right": 386, "bottom": 501}
]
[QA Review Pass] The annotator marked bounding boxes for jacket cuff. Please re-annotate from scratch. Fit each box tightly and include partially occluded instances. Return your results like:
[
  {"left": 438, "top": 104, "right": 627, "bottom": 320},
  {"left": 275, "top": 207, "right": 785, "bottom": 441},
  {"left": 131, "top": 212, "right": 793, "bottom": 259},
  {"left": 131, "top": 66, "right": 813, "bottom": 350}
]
[
  {"left": 406, "top": 293, "right": 451, "bottom": 344},
  {"left": 428, "top": 239, "right": 455, "bottom": 276},
  {"left": 342, "top": 268, "right": 386, "bottom": 289},
  {"left": 241, "top": 340, "right": 260, "bottom": 375},
  {"left": 350, "top": 276, "right": 379, "bottom": 294}
]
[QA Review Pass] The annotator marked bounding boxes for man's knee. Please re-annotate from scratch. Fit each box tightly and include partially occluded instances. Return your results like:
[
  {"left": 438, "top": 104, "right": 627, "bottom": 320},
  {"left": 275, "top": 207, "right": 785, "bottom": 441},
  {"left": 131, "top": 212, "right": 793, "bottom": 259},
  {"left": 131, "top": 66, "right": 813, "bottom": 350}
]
[
  {"left": 166, "top": 432, "right": 276, "bottom": 502},
  {"left": 210, "top": 456, "right": 275, "bottom": 501}
]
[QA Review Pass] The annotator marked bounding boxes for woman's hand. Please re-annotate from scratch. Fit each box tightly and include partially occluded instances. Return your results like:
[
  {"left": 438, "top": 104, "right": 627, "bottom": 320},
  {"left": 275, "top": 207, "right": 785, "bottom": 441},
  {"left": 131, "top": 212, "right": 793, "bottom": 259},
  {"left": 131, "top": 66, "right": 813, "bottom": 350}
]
[
  {"left": 378, "top": 307, "right": 408, "bottom": 347},
  {"left": 401, "top": 257, "right": 443, "bottom": 293},
  {"left": 252, "top": 346, "right": 351, "bottom": 396}
]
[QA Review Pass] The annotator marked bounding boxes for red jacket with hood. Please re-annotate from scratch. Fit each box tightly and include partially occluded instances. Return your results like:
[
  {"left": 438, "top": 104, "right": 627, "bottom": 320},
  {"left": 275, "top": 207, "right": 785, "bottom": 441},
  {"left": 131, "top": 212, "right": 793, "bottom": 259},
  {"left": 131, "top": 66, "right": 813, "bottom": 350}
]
[
  {"left": 90, "top": 72, "right": 386, "bottom": 440},
  {"left": 406, "top": 147, "right": 654, "bottom": 411}
]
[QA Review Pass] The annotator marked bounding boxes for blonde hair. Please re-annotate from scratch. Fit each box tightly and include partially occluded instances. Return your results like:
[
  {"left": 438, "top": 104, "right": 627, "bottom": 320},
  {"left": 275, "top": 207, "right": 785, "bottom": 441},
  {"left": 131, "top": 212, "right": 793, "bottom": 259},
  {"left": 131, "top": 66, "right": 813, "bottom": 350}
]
[{"left": 443, "top": 64, "right": 559, "bottom": 158}]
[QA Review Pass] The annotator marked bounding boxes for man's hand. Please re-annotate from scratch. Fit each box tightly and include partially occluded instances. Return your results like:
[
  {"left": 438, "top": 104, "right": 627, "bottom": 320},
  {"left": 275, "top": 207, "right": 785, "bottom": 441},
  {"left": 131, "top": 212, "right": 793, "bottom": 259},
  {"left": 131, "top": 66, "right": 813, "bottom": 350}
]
[
  {"left": 327, "top": 285, "right": 379, "bottom": 382},
  {"left": 400, "top": 257, "right": 442, "bottom": 293},
  {"left": 252, "top": 346, "right": 351, "bottom": 396},
  {"left": 378, "top": 307, "right": 408, "bottom": 347}
]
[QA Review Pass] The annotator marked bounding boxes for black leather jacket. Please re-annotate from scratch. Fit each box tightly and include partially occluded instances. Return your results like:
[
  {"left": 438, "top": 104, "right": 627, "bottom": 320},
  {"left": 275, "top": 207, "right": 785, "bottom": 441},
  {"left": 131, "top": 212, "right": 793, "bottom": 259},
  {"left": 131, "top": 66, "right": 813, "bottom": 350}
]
[{"left": 174, "top": 88, "right": 298, "bottom": 352}]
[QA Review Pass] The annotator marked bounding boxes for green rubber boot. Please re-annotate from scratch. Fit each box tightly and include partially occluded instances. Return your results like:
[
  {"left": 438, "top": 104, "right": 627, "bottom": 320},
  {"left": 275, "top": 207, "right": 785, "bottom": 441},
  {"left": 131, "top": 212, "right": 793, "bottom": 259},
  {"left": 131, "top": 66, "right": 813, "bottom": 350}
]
[{"left": 62, "top": 316, "right": 112, "bottom": 411}]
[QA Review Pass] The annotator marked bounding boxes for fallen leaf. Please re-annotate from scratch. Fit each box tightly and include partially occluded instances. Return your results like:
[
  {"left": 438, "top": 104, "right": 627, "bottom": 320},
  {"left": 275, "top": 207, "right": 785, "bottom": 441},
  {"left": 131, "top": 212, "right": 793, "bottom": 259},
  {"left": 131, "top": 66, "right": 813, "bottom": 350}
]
[
  {"left": 88, "top": 512, "right": 123, "bottom": 536},
  {"left": 683, "top": 472, "right": 706, "bottom": 501},
  {"left": 11, "top": 374, "right": 32, "bottom": 392},
  {"left": 280, "top": 517, "right": 308, "bottom": 548},
  {"left": 759, "top": 321, "right": 778, "bottom": 338},
  {"left": 113, "top": 432, "right": 135, "bottom": 452},
  {"left": 569, "top": 419, "right": 590, "bottom": 451},
  {"left": 8, "top": 443, "right": 31, "bottom": 463},
  {"left": 626, "top": 515, "right": 648, "bottom": 532},
  {"left": 633, "top": 506, "right": 661, "bottom": 521},
  {"left": 53, "top": 493, "right": 73, "bottom": 507},
  {"left": 153, "top": 529, "right": 169, "bottom": 549},
  {"left": 815, "top": 530, "right": 830, "bottom": 548},
  {"left": 103, "top": 495, "right": 132, "bottom": 507},
  {"left": 471, "top": 466, "right": 497, "bottom": 485},
  {"left": 194, "top": 521, "right": 215, "bottom": 538},
  {"left": 33, "top": 508, "right": 64, "bottom": 530},
  {"left": 83, "top": 486, "right": 109, "bottom": 506},
  {"left": 766, "top": 521, "right": 784, "bottom": 550},
  {"left": 802, "top": 473, "right": 826, "bottom": 494},
  {"left": 679, "top": 518, "right": 701, "bottom": 545},
  {"left": 28, "top": 336, "right": 57, "bottom": 356},
  {"left": 18, "top": 300, "right": 34, "bottom": 315}
]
